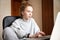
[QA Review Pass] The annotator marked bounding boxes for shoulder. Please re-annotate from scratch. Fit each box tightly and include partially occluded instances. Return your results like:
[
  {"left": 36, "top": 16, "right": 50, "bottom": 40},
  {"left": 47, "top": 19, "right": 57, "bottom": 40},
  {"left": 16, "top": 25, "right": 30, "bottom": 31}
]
[
  {"left": 13, "top": 18, "right": 23, "bottom": 23},
  {"left": 30, "top": 18, "right": 36, "bottom": 22},
  {"left": 15, "top": 18, "right": 22, "bottom": 21},
  {"left": 31, "top": 18, "right": 35, "bottom": 21}
]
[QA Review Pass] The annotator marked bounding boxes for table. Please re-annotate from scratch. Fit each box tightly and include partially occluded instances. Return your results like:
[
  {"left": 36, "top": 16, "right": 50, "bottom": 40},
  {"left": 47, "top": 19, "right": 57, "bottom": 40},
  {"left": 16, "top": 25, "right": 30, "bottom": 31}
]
[{"left": 20, "top": 35, "right": 50, "bottom": 40}]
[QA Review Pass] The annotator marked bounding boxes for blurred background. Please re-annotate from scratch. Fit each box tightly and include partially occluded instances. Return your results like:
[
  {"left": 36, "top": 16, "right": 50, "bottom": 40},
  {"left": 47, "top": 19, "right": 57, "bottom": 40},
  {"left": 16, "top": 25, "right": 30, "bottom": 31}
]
[{"left": 0, "top": 0, "right": 60, "bottom": 40}]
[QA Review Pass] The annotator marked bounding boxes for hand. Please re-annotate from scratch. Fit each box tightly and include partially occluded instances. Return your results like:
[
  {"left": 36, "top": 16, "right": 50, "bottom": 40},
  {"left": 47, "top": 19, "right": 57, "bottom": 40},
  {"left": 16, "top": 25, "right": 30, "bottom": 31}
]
[
  {"left": 29, "top": 31, "right": 45, "bottom": 38},
  {"left": 29, "top": 34, "right": 38, "bottom": 38},
  {"left": 39, "top": 31, "right": 45, "bottom": 36},
  {"left": 37, "top": 31, "right": 45, "bottom": 37}
]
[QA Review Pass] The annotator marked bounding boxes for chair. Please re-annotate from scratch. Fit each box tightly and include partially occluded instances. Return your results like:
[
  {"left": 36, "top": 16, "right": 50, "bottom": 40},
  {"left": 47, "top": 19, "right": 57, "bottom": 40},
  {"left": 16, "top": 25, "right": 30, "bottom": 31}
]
[
  {"left": 2, "top": 16, "right": 22, "bottom": 40},
  {"left": 3, "top": 16, "right": 21, "bottom": 29}
]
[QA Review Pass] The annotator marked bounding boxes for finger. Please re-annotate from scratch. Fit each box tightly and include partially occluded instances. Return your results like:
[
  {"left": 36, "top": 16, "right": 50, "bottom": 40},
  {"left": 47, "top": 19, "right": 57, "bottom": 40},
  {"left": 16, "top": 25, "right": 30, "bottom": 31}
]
[
  {"left": 39, "top": 32, "right": 46, "bottom": 36},
  {"left": 38, "top": 34, "right": 42, "bottom": 37}
]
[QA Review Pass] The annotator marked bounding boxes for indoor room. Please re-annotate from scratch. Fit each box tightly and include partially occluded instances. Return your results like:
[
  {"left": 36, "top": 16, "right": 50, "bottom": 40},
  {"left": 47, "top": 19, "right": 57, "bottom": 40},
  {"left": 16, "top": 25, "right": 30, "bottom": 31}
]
[{"left": 0, "top": 0, "right": 60, "bottom": 40}]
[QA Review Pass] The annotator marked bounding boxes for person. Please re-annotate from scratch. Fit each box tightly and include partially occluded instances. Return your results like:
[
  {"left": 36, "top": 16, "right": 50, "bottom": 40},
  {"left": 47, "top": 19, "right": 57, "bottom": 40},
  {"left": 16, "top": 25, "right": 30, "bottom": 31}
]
[{"left": 3, "top": 1, "right": 45, "bottom": 40}]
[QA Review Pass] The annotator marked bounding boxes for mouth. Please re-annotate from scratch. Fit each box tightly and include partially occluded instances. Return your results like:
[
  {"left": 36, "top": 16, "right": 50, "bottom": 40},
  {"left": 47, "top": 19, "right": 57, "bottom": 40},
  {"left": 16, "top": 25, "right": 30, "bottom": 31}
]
[{"left": 29, "top": 16, "right": 31, "bottom": 17}]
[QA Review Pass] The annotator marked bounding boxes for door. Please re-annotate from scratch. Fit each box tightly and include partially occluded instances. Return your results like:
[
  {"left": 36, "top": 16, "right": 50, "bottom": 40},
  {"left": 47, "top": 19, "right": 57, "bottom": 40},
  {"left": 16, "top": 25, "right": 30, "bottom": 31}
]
[
  {"left": 11, "top": 0, "right": 22, "bottom": 16},
  {"left": 42, "top": 0, "right": 54, "bottom": 35}
]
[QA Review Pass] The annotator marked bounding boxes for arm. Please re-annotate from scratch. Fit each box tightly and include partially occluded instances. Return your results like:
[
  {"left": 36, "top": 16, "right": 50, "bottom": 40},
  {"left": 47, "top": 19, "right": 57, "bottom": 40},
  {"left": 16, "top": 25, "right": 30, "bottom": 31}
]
[
  {"left": 10, "top": 19, "right": 27, "bottom": 38},
  {"left": 29, "top": 18, "right": 45, "bottom": 38}
]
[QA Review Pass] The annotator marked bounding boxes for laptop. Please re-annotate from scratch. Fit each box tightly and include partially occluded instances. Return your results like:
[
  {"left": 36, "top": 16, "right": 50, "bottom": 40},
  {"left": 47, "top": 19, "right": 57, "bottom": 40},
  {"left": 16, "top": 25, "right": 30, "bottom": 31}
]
[{"left": 50, "top": 12, "right": 60, "bottom": 40}]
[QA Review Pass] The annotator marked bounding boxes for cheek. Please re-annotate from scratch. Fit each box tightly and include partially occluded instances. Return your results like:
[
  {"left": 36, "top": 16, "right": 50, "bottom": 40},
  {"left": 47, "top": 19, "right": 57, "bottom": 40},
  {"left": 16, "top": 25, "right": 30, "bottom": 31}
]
[
  {"left": 31, "top": 13, "right": 32, "bottom": 16},
  {"left": 25, "top": 12, "right": 29, "bottom": 15},
  {"left": 26, "top": 13, "right": 29, "bottom": 16},
  {"left": 24, "top": 12, "right": 28, "bottom": 16},
  {"left": 22, "top": 11, "right": 27, "bottom": 15}
]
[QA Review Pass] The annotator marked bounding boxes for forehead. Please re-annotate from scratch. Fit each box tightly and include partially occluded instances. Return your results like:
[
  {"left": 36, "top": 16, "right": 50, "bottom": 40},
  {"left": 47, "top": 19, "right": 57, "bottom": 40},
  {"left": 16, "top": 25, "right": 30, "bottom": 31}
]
[{"left": 25, "top": 6, "right": 33, "bottom": 11}]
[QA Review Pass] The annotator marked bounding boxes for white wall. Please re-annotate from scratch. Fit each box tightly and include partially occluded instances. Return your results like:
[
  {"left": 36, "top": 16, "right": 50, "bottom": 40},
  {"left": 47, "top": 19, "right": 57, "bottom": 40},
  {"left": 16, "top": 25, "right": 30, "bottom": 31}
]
[
  {"left": 0, "top": 0, "right": 11, "bottom": 40},
  {"left": 54, "top": 0, "right": 60, "bottom": 22},
  {"left": 29, "top": 0, "right": 42, "bottom": 30}
]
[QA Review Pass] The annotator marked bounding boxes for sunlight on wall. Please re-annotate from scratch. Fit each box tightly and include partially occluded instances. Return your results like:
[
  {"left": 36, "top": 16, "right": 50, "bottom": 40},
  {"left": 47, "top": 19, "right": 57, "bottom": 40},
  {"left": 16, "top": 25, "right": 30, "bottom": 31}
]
[
  {"left": 29, "top": 0, "right": 42, "bottom": 30},
  {"left": 54, "top": 0, "right": 60, "bottom": 22},
  {"left": 0, "top": 0, "right": 11, "bottom": 40}
]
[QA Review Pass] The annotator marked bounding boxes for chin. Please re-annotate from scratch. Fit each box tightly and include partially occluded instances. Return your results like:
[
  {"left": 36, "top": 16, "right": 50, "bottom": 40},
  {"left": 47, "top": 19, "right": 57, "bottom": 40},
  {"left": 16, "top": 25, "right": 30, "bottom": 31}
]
[{"left": 26, "top": 17, "right": 31, "bottom": 20}]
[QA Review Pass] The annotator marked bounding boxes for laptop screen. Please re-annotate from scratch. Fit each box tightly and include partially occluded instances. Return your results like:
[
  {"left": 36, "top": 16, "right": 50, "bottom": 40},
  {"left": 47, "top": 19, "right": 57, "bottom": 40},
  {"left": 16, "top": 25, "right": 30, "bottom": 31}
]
[{"left": 50, "top": 12, "right": 60, "bottom": 40}]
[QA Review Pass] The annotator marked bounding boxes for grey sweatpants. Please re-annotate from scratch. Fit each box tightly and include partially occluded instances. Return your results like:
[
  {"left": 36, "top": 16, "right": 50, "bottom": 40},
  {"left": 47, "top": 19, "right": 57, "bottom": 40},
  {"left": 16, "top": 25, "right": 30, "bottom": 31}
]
[{"left": 3, "top": 27, "right": 19, "bottom": 40}]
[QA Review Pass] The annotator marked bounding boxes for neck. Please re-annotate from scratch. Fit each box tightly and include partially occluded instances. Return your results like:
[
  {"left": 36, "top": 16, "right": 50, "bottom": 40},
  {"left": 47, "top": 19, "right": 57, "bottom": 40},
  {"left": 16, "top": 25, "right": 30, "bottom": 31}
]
[{"left": 23, "top": 17, "right": 29, "bottom": 22}]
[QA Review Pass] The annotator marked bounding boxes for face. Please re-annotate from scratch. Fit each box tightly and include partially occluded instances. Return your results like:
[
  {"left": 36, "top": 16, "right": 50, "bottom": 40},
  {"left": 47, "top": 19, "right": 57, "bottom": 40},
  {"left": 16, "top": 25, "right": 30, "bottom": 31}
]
[{"left": 22, "top": 6, "right": 33, "bottom": 20}]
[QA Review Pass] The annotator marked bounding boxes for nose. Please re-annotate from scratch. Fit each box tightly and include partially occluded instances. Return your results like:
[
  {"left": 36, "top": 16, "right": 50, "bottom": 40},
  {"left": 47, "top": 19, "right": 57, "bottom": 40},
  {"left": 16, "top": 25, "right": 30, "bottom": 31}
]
[{"left": 29, "top": 13, "right": 32, "bottom": 16}]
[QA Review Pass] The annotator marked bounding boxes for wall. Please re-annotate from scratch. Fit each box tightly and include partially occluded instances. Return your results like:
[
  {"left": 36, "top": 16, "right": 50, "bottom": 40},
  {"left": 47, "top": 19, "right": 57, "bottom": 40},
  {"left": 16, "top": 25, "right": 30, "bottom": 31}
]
[
  {"left": 29, "top": 0, "right": 42, "bottom": 30},
  {"left": 54, "top": 0, "right": 60, "bottom": 22},
  {"left": 0, "top": 0, "right": 11, "bottom": 40}
]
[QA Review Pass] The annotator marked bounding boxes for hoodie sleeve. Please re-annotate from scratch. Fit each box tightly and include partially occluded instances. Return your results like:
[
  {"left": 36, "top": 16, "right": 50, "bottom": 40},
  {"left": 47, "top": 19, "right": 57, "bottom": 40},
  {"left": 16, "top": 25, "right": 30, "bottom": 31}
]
[
  {"left": 10, "top": 19, "right": 27, "bottom": 38},
  {"left": 31, "top": 18, "right": 40, "bottom": 34}
]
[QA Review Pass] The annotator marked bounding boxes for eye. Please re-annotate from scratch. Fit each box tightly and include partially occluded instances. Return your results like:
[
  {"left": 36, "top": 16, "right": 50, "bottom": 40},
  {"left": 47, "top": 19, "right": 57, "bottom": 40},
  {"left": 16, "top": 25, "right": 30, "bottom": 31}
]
[{"left": 27, "top": 11, "right": 31, "bottom": 12}]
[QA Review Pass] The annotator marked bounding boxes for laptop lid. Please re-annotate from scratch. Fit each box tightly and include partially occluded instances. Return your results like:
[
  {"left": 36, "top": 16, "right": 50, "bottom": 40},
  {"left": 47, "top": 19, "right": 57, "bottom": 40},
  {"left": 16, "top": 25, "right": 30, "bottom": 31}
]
[{"left": 50, "top": 12, "right": 60, "bottom": 40}]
